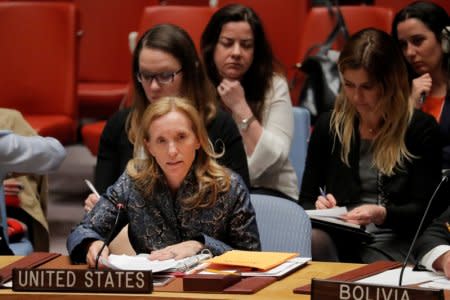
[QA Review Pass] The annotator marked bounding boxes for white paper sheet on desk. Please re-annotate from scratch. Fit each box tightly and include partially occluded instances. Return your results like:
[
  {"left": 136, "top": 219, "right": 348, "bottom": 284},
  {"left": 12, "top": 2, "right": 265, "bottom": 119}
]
[
  {"left": 356, "top": 266, "right": 445, "bottom": 286},
  {"left": 102, "top": 252, "right": 211, "bottom": 272},
  {"left": 420, "top": 277, "right": 450, "bottom": 290},
  {"left": 306, "top": 206, "right": 348, "bottom": 218}
]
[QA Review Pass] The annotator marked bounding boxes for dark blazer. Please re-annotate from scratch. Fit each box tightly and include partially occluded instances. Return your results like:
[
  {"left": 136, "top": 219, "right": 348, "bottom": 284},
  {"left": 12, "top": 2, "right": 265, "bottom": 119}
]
[
  {"left": 414, "top": 206, "right": 450, "bottom": 262},
  {"left": 299, "top": 110, "right": 445, "bottom": 236},
  {"left": 94, "top": 107, "right": 250, "bottom": 193},
  {"left": 439, "top": 94, "right": 450, "bottom": 168}
]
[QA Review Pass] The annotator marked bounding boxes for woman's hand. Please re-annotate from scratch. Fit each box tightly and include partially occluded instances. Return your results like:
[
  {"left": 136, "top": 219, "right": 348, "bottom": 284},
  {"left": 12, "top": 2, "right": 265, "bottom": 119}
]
[
  {"left": 315, "top": 193, "right": 337, "bottom": 209},
  {"left": 411, "top": 73, "right": 432, "bottom": 107},
  {"left": 217, "top": 79, "right": 251, "bottom": 117},
  {"left": 343, "top": 204, "right": 386, "bottom": 225},
  {"left": 86, "top": 240, "right": 109, "bottom": 268},
  {"left": 148, "top": 240, "right": 204, "bottom": 261},
  {"left": 84, "top": 193, "right": 100, "bottom": 212}
]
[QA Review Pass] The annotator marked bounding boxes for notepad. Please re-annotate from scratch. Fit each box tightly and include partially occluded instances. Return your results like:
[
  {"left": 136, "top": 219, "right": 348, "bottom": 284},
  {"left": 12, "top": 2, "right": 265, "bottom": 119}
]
[{"left": 207, "top": 250, "right": 299, "bottom": 271}]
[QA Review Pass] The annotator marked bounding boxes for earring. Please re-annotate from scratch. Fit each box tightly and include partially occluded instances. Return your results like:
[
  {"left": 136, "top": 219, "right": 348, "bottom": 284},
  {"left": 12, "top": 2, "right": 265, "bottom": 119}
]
[{"left": 441, "top": 26, "right": 450, "bottom": 54}]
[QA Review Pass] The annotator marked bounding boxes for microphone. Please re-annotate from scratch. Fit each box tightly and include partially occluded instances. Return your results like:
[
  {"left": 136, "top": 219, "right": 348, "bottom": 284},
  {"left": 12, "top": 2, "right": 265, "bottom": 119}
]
[
  {"left": 419, "top": 92, "right": 426, "bottom": 105},
  {"left": 398, "top": 170, "right": 450, "bottom": 285},
  {"left": 94, "top": 202, "right": 125, "bottom": 270}
]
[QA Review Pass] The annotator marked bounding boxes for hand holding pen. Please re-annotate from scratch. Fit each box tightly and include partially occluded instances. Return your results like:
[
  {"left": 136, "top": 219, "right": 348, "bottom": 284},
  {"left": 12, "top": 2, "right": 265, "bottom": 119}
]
[
  {"left": 315, "top": 186, "right": 337, "bottom": 209},
  {"left": 84, "top": 179, "right": 100, "bottom": 212}
]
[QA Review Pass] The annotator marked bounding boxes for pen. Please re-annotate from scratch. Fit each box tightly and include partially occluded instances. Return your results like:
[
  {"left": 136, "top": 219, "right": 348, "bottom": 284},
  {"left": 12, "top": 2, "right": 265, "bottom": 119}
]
[
  {"left": 84, "top": 179, "right": 100, "bottom": 198},
  {"left": 319, "top": 186, "right": 327, "bottom": 197}
]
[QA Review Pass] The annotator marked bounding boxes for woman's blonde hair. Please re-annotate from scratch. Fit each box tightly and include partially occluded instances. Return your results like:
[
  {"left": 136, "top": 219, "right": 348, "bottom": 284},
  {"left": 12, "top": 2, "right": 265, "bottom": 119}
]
[
  {"left": 331, "top": 28, "right": 414, "bottom": 176},
  {"left": 127, "top": 96, "right": 231, "bottom": 208}
]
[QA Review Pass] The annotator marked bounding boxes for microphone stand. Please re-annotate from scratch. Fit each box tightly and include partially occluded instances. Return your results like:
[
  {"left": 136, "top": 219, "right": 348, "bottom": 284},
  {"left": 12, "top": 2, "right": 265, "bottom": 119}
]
[
  {"left": 398, "top": 172, "right": 449, "bottom": 286},
  {"left": 95, "top": 203, "right": 124, "bottom": 270}
]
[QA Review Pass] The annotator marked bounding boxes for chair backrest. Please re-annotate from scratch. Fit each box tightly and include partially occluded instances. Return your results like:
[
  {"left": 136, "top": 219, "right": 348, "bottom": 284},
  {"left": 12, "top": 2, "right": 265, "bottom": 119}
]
[
  {"left": 0, "top": 2, "right": 77, "bottom": 119},
  {"left": 250, "top": 194, "right": 311, "bottom": 257},
  {"left": 137, "top": 5, "right": 216, "bottom": 52},
  {"left": 289, "top": 107, "right": 310, "bottom": 188},
  {"left": 374, "top": 0, "right": 450, "bottom": 15},
  {"left": 297, "top": 6, "right": 394, "bottom": 63},
  {"left": 75, "top": 0, "right": 157, "bottom": 83}
]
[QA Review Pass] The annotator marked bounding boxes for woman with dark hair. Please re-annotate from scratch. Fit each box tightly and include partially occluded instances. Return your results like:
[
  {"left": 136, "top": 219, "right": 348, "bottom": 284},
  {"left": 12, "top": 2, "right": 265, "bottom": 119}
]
[
  {"left": 201, "top": 4, "right": 299, "bottom": 201},
  {"left": 85, "top": 24, "right": 250, "bottom": 211},
  {"left": 392, "top": 1, "right": 450, "bottom": 168},
  {"left": 300, "top": 28, "right": 443, "bottom": 263},
  {"left": 68, "top": 97, "right": 260, "bottom": 267}
]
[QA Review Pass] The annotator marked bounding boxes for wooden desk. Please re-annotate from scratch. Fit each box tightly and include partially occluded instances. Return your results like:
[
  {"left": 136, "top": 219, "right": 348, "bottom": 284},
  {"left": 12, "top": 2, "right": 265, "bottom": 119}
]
[{"left": 1, "top": 256, "right": 448, "bottom": 299}]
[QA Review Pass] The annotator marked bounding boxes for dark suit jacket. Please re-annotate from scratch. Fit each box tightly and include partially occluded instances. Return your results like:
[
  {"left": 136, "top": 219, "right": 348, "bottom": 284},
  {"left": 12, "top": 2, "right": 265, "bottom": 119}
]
[
  {"left": 414, "top": 206, "right": 450, "bottom": 262},
  {"left": 94, "top": 107, "right": 250, "bottom": 193}
]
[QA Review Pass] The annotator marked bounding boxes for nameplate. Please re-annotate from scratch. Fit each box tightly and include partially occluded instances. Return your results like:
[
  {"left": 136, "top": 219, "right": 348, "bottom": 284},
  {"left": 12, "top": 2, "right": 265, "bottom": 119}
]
[
  {"left": 12, "top": 268, "right": 152, "bottom": 293},
  {"left": 311, "top": 279, "right": 444, "bottom": 300}
]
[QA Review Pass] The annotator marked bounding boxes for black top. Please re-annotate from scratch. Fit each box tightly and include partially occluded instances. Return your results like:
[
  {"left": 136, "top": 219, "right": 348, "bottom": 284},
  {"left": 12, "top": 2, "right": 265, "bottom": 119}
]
[
  {"left": 299, "top": 110, "right": 445, "bottom": 236},
  {"left": 439, "top": 94, "right": 450, "bottom": 169},
  {"left": 94, "top": 107, "right": 250, "bottom": 193}
]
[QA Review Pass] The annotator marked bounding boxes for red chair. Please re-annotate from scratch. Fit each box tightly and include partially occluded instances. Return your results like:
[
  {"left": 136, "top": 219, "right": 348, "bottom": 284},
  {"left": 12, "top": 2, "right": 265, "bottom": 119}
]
[
  {"left": 75, "top": 0, "right": 157, "bottom": 119},
  {"left": 160, "top": 0, "right": 213, "bottom": 5},
  {"left": 81, "top": 5, "right": 215, "bottom": 156},
  {"left": 291, "top": 5, "right": 394, "bottom": 105},
  {"left": 219, "top": 0, "right": 312, "bottom": 79},
  {"left": 0, "top": 2, "right": 78, "bottom": 145},
  {"left": 375, "top": 0, "right": 450, "bottom": 15}
]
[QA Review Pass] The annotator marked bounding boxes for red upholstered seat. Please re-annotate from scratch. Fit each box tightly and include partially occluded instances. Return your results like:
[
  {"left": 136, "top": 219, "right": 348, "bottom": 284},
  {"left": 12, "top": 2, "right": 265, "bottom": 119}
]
[
  {"left": 75, "top": 0, "right": 158, "bottom": 119},
  {"left": 81, "top": 121, "right": 106, "bottom": 156},
  {"left": 374, "top": 0, "right": 450, "bottom": 15},
  {"left": 0, "top": 2, "right": 78, "bottom": 144},
  {"left": 292, "top": 5, "right": 394, "bottom": 105}
]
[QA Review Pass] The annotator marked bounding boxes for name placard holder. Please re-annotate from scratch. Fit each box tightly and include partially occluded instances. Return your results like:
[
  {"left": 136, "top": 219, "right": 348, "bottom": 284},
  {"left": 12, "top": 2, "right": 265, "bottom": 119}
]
[
  {"left": 311, "top": 279, "right": 444, "bottom": 300},
  {"left": 12, "top": 268, "right": 152, "bottom": 294}
]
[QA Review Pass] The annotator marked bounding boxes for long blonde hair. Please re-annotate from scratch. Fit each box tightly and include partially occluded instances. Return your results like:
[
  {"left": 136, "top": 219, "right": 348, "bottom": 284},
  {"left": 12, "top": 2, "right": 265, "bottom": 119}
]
[
  {"left": 127, "top": 97, "right": 230, "bottom": 208},
  {"left": 331, "top": 28, "right": 414, "bottom": 176}
]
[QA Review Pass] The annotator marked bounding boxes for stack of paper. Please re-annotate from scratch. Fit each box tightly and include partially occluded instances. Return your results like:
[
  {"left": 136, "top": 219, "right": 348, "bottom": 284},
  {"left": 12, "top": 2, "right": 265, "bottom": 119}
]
[
  {"left": 101, "top": 251, "right": 212, "bottom": 272},
  {"left": 200, "top": 250, "right": 310, "bottom": 277}
]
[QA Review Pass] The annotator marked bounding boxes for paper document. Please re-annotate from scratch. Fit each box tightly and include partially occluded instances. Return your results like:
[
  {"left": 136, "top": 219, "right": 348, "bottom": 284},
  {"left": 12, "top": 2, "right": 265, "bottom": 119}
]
[
  {"left": 201, "top": 257, "right": 311, "bottom": 277},
  {"left": 101, "top": 251, "right": 212, "bottom": 272},
  {"left": 356, "top": 266, "right": 445, "bottom": 287},
  {"left": 306, "top": 206, "right": 348, "bottom": 218},
  {"left": 306, "top": 207, "right": 363, "bottom": 230},
  {"left": 420, "top": 277, "right": 450, "bottom": 290},
  {"left": 207, "top": 250, "right": 299, "bottom": 271}
]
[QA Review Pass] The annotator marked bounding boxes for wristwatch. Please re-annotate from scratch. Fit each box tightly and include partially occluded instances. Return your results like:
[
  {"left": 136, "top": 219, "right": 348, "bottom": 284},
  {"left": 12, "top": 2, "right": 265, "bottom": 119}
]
[{"left": 237, "top": 115, "right": 256, "bottom": 131}]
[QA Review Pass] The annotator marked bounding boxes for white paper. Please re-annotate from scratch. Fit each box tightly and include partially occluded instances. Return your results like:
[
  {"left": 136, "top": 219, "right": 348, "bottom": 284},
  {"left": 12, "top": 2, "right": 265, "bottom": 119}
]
[
  {"left": 357, "top": 267, "right": 445, "bottom": 286},
  {"left": 306, "top": 206, "right": 348, "bottom": 218},
  {"left": 102, "top": 252, "right": 212, "bottom": 272},
  {"left": 420, "top": 277, "right": 450, "bottom": 290}
]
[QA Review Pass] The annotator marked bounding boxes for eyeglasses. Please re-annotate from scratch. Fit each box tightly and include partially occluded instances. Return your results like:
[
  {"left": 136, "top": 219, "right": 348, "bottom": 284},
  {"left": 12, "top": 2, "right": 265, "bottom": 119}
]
[{"left": 136, "top": 68, "right": 182, "bottom": 86}]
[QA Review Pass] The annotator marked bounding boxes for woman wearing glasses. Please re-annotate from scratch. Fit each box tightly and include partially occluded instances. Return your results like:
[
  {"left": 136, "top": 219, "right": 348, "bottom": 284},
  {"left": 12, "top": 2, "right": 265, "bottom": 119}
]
[{"left": 84, "top": 24, "right": 250, "bottom": 214}]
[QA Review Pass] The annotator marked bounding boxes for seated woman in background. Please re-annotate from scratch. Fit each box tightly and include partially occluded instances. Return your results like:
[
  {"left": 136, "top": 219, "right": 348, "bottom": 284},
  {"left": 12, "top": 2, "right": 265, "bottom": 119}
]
[
  {"left": 299, "top": 28, "right": 444, "bottom": 263},
  {"left": 392, "top": 1, "right": 450, "bottom": 168},
  {"left": 67, "top": 97, "right": 260, "bottom": 267},
  {"left": 84, "top": 23, "right": 249, "bottom": 211},
  {"left": 201, "top": 4, "right": 299, "bottom": 201}
]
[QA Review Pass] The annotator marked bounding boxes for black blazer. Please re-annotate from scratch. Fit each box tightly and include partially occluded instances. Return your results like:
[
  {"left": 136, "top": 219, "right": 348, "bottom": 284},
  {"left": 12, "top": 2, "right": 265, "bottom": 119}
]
[
  {"left": 299, "top": 110, "right": 444, "bottom": 236},
  {"left": 94, "top": 107, "right": 250, "bottom": 193},
  {"left": 414, "top": 206, "right": 450, "bottom": 262}
]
